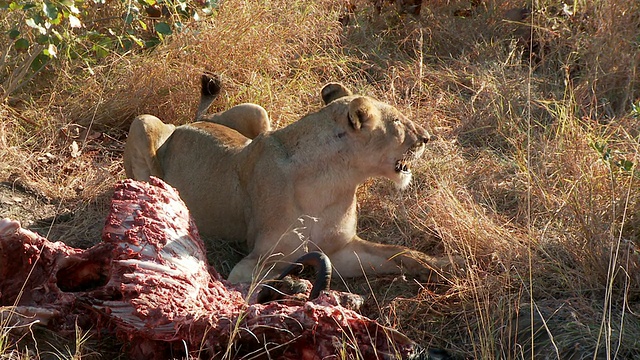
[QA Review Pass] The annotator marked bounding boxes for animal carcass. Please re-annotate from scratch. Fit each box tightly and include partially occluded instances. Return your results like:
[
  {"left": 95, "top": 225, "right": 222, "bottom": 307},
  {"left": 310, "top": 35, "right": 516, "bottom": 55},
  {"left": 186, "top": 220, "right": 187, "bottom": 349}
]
[{"left": 0, "top": 177, "right": 430, "bottom": 359}]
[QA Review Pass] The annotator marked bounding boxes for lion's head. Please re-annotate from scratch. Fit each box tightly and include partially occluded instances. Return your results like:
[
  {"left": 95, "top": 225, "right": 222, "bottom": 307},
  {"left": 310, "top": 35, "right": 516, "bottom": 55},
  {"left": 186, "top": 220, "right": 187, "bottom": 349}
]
[{"left": 321, "top": 83, "right": 431, "bottom": 189}]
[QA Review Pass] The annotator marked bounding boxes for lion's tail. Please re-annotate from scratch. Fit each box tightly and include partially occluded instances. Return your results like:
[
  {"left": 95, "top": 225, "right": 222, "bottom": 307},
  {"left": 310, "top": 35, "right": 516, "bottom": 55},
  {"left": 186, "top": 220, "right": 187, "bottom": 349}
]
[{"left": 195, "top": 73, "right": 222, "bottom": 121}]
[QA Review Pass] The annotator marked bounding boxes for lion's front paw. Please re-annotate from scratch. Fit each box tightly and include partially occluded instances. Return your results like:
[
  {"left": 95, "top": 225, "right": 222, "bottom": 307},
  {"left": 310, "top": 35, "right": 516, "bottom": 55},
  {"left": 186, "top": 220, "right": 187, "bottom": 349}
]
[{"left": 400, "top": 251, "right": 465, "bottom": 282}]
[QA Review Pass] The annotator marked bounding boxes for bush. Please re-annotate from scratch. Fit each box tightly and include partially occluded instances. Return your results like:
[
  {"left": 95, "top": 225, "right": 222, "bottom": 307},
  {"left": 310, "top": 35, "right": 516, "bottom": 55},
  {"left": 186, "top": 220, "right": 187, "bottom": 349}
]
[{"left": 0, "top": 0, "right": 218, "bottom": 99}]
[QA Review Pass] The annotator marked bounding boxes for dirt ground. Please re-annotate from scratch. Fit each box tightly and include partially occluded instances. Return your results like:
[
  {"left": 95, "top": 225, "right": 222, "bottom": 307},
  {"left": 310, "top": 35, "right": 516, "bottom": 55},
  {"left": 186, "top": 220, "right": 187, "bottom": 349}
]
[{"left": 0, "top": 180, "right": 110, "bottom": 249}]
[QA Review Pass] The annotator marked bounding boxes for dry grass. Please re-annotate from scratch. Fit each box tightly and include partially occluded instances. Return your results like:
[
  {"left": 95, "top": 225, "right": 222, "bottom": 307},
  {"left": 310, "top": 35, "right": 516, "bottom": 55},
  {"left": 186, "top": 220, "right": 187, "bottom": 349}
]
[{"left": 1, "top": 0, "right": 640, "bottom": 358}]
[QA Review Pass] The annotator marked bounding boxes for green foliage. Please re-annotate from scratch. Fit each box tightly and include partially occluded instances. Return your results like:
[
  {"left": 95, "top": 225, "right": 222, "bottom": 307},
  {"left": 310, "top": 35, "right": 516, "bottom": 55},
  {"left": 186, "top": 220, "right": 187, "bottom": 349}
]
[
  {"left": 592, "top": 141, "right": 637, "bottom": 176},
  {"left": 631, "top": 100, "right": 640, "bottom": 119},
  {"left": 0, "top": 0, "right": 219, "bottom": 99}
]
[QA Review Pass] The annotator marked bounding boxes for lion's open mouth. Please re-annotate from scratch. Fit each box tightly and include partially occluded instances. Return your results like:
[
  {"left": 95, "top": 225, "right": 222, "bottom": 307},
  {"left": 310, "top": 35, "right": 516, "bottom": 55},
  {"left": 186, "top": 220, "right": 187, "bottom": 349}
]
[
  {"left": 394, "top": 141, "right": 427, "bottom": 176},
  {"left": 395, "top": 159, "right": 412, "bottom": 175}
]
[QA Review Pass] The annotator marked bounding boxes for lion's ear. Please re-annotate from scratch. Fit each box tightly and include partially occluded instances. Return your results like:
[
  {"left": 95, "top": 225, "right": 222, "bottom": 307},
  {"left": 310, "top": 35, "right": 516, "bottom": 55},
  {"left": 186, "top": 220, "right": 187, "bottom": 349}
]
[
  {"left": 348, "top": 97, "right": 381, "bottom": 130},
  {"left": 321, "top": 83, "right": 353, "bottom": 105}
]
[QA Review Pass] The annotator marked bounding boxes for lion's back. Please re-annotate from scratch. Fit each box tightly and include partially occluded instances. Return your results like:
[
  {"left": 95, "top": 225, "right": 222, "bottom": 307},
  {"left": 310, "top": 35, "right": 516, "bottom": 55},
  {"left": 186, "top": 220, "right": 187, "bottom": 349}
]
[{"left": 159, "top": 122, "right": 249, "bottom": 240}]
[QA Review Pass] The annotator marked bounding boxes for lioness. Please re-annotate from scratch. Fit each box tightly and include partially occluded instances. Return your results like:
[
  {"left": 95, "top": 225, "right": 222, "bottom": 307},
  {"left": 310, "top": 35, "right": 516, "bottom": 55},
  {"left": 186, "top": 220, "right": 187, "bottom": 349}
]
[{"left": 124, "top": 77, "right": 455, "bottom": 283}]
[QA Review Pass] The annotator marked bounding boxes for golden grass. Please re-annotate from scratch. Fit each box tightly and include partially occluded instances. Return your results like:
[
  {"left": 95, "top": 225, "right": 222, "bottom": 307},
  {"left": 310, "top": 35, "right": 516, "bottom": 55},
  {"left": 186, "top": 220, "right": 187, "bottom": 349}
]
[{"left": 1, "top": 0, "right": 639, "bottom": 358}]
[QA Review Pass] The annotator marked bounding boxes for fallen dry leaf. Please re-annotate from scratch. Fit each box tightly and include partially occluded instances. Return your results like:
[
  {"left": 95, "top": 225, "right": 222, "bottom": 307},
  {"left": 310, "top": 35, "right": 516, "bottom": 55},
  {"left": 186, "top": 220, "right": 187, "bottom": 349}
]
[{"left": 69, "top": 141, "right": 81, "bottom": 158}]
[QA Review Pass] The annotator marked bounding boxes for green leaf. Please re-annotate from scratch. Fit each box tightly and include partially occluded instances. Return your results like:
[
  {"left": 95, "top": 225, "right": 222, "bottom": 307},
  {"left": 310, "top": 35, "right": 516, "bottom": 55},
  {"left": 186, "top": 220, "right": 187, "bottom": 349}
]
[
  {"left": 117, "top": 38, "right": 132, "bottom": 51},
  {"left": 43, "top": 1, "right": 59, "bottom": 20},
  {"left": 14, "top": 38, "right": 29, "bottom": 50},
  {"left": 25, "top": 18, "right": 39, "bottom": 28},
  {"left": 26, "top": 17, "right": 48, "bottom": 35},
  {"left": 619, "top": 159, "right": 634, "bottom": 172},
  {"left": 592, "top": 142, "right": 605, "bottom": 155},
  {"left": 8, "top": 29, "right": 20, "bottom": 39},
  {"left": 43, "top": 43, "right": 57, "bottom": 58},
  {"left": 124, "top": 12, "right": 134, "bottom": 25},
  {"left": 30, "top": 52, "right": 50, "bottom": 72},
  {"left": 631, "top": 101, "right": 640, "bottom": 119},
  {"left": 68, "top": 14, "right": 82, "bottom": 28},
  {"left": 50, "top": 28, "right": 62, "bottom": 41},
  {"left": 154, "top": 22, "right": 172, "bottom": 35},
  {"left": 86, "top": 30, "right": 102, "bottom": 41},
  {"left": 176, "top": 1, "right": 188, "bottom": 12},
  {"left": 145, "top": 37, "right": 160, "bottom": 48},
  {"left": 93, "top": 43, "right": 109, "bottom": 58},
  {"left": 128, "top": 33, "right": 145, "bottom": 47},
  {"left": 36, "top": 34, "right": 49, "bottom": 44},
  {"left": 49, "top": 12, "right": 62, "bottom": 25}
]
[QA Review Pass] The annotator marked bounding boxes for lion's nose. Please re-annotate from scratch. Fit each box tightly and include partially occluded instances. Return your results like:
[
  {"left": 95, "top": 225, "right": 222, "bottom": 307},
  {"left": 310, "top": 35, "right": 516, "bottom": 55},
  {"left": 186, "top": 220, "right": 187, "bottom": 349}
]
[{"left": 422, "top": 133, "right": 431, "bottom": 144}]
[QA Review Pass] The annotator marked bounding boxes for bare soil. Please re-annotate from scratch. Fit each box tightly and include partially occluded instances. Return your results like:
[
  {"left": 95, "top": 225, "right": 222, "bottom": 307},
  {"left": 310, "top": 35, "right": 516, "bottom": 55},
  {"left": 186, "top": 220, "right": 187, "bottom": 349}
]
[{"left": 0, "top": 180, "right": 111, "bottom": 249}]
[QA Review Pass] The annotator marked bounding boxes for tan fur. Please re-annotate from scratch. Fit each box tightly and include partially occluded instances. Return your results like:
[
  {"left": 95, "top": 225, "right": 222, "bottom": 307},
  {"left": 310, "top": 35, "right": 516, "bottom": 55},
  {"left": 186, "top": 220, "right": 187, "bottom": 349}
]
[
  {"left": 123, "top": 115, "right": 175, "bottom": 181},
  {"left": 198, "top": 103, "right": 270, "bottom": 139},
  {"left": 124, "top": 103, "right": 270, "bottom": 180},
  {"left": 124, "top": 83, "right": 457, "bottom": 283}
]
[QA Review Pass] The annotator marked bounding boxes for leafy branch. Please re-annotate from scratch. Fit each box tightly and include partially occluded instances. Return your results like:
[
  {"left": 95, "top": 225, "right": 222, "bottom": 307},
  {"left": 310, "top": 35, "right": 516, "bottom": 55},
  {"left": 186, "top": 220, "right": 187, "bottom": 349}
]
[{"left": 0, "top": 0, "right": 218, "bottom": 100}]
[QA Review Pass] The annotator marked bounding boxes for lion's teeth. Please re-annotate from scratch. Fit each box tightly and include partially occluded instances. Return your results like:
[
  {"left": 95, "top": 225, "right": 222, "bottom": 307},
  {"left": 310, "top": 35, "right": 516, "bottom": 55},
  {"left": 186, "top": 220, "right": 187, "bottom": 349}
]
[{"left": 395, "top": 160, "right": 411, "bottom": 174}]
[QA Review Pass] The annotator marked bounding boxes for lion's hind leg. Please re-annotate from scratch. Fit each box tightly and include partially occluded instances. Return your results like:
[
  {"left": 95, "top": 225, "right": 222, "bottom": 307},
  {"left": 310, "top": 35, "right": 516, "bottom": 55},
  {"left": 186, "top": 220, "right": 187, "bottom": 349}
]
[
  {"left": 123, "top": 114, "right": 176, "bottom": 181},
  {"left": 202, "top": 103, "right": 271, "bottom": 139}
]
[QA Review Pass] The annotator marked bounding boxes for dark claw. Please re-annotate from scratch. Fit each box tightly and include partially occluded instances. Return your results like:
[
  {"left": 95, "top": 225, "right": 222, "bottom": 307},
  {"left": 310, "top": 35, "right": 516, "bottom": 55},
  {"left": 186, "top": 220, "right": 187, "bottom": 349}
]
[{"left": 257, "top": 251, "right": 332, "bottom": 304}]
